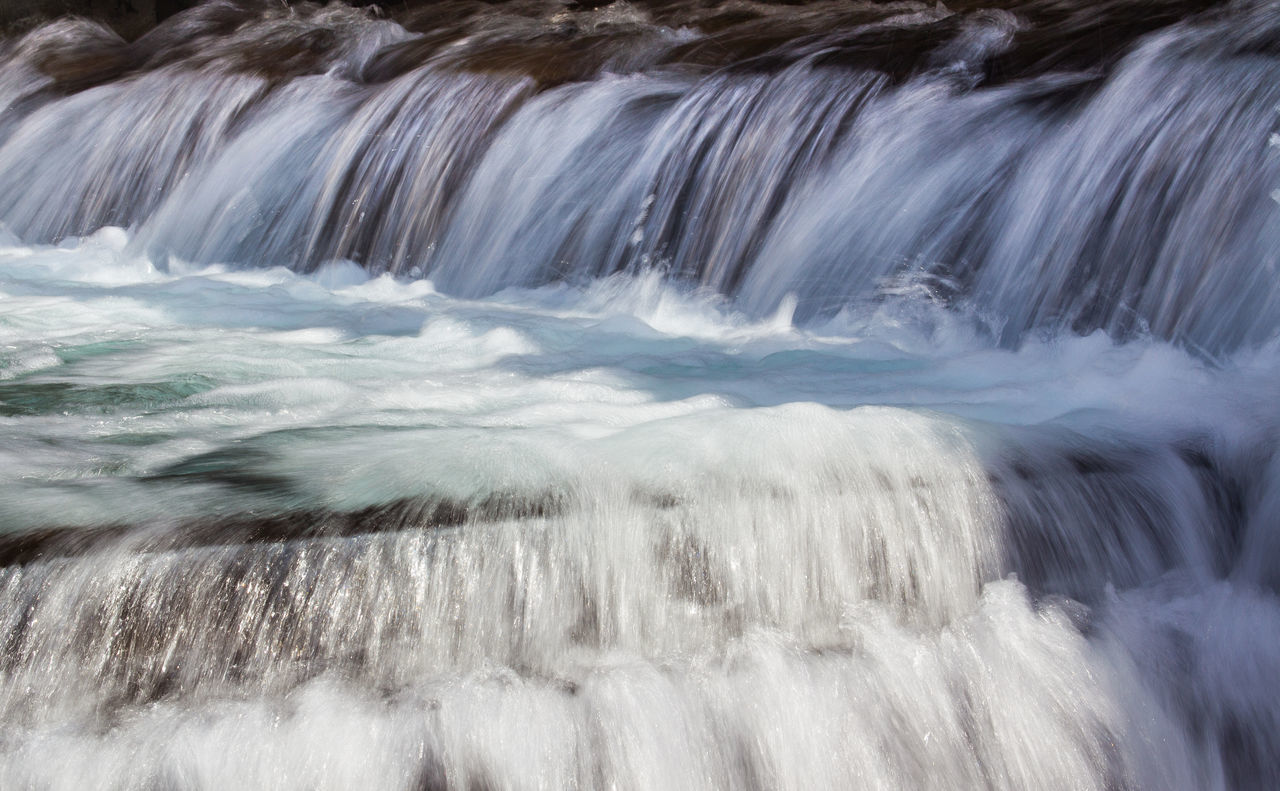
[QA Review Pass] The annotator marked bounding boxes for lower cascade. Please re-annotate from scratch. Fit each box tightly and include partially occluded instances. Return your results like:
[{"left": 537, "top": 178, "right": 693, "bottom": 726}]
[{"left": 1, "top": 0, "right": 1280, "bottom": 788}]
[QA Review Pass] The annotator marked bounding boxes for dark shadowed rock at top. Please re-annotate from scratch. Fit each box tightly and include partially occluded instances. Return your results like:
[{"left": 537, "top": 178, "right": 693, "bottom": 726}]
[{"left": 1, "top": 0, "right": 156, "bottom": 38}]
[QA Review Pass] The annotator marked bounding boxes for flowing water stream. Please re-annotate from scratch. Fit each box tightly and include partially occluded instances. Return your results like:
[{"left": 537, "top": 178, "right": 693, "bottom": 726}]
[{"left": 1, "top": 0, "right": 1279, "bottom": 788}]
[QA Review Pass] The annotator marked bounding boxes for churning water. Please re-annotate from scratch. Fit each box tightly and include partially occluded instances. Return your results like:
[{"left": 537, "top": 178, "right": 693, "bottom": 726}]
[{"left": 1, "top": 0, "right": 1280, "bottom": 788}]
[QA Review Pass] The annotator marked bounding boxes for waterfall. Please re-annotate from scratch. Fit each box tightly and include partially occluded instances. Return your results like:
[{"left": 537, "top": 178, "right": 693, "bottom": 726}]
[{"left": 1, "top": 0, "right": 1279, "bottom": 788}]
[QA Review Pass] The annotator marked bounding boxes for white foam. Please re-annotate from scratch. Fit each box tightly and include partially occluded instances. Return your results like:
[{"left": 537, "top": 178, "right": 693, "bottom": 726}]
[{"left": 1, "top": 231, "right": 1279, "bottom": 789}]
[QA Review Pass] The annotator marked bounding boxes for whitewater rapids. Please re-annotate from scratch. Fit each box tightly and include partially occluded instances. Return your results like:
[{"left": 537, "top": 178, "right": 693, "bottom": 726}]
[{"left": 0, "top": 0, "right": 1279, "bottom": 789}]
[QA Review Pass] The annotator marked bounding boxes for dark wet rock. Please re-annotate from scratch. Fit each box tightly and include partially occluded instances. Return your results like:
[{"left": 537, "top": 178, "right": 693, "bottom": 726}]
[
  {"left": 0, "top": 0, "right": 1242, "bottom": 91},
  {"left": 0, "top": 491, "right": 566, "bottom": 567},
  {"left": 130, "top": 0, "right": 379, "bottom": 78},
  {"left": 1, "top": 0, "right": 156, "bottom": 40}
]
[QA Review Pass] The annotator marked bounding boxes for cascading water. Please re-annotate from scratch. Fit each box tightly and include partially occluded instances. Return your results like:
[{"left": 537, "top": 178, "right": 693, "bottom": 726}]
[{"left": 1, "top": 0, "right": 1280, "bottom": 788}]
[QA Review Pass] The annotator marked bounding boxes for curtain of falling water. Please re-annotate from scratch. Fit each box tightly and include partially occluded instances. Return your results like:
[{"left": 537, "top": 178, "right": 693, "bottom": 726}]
[{"left": 0, "top": 1, "right": 1279, "bottom": 789}]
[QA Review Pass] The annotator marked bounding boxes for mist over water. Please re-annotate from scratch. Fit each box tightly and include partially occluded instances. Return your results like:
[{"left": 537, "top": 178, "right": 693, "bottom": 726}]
[{"left": 2, "top": 0, "right": 1280, "bottom": 788}]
